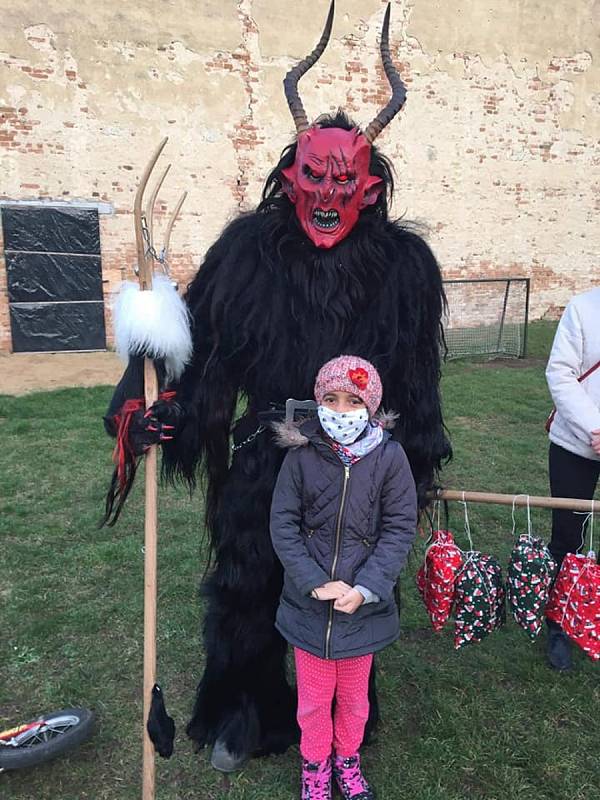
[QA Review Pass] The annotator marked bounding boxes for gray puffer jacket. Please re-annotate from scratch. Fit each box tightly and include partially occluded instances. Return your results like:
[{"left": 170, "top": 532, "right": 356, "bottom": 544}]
[{"left": 270, "top": 416, "right": 417, "bottom": 660}]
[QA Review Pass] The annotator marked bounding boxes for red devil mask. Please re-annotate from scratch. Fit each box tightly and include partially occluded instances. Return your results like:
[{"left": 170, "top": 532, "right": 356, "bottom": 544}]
[
  {"left": 281, "top": 127, "right": 382, "bottom": 248},
  {"left": 282, "top": 2, "right": 406, "bottom": 248}
]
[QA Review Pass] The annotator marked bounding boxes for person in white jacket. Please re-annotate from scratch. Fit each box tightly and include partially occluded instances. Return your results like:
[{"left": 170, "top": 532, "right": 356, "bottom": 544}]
[{"left": 545, "top": 286, "right": 600, "bottom": 670}]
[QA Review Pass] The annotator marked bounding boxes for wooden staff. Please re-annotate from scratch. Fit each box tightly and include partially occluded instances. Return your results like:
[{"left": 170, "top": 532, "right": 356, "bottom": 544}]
[
  {"left": 132, "top": 137, "right": 187, "bottom": 800},
  {"left": 133, "top": 137, "right": 167, "bottom": 800},
  {"left": 142, "top": 355, "right": 158, "bottom": 800},
  {"left": 434, "top": 489, "right": 598, "bottom": 513}
]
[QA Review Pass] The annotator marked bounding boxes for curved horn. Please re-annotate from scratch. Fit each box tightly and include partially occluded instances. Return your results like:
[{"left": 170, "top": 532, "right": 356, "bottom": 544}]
[
  {"left": 283, "top": 0, "right": 335, "bottom": 134},
  {"left": 134, "top": 137, "right": 168, "bottom": 289},
  {"left": 145, "top": 162, "right": 171, "bottom": 251},
  {"left": 162, "top": 190, "right": 188, "bottom": 266},
  {"left": 364, "top": 4, "right": 407, "bottom": 143}
]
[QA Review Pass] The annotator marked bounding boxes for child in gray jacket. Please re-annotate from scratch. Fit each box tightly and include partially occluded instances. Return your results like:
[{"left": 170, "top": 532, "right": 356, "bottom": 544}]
[{"left": 270, "top": 355, "right": 417, "bottom": 800}]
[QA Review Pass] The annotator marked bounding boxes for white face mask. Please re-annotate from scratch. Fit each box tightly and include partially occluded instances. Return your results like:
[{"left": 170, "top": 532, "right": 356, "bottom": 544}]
[{"left": 317, "top": 405, "right": 369, "bottom": 445}]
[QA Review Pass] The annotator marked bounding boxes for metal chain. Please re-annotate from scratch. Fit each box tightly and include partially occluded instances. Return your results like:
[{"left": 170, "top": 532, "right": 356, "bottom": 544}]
[
  {"left": 231, "top": 424, "right": 266, "bottom": 452},
  {"left": 139, "top": 213, "right": 171, "bottom": 277}
]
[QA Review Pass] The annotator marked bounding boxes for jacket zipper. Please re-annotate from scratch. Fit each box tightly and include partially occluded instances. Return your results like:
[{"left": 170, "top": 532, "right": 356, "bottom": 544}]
[{"left": 325, "top": 464, "right": 350, "bottom": 659}]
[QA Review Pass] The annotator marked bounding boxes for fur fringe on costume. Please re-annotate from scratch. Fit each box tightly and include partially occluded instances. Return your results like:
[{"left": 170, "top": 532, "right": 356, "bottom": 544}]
[
  {"left": 271, "top": 410, "right": 398, "bottom": 449},
  {"left": 113, "top": 273, "right": 192, "bottom": 382}
]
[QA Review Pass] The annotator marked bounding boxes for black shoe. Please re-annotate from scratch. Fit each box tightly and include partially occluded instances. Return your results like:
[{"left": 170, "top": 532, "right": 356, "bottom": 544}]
[
  {"left": 210, "top": 738, "right": 248, "bottom": 772},
  {"left": 546, "top": 620, "right": 573, "bottom": 671}
]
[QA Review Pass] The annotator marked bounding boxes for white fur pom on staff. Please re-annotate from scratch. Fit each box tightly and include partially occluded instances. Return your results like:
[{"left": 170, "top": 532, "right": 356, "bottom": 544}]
[{"left": 113, "top": 273, "right": 193, "bottom": 383}]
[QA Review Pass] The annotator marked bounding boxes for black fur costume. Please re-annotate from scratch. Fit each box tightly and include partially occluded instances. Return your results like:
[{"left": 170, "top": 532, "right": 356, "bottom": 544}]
[
  {"left": 167, "top": 112, "right": 448, "bottom": 759},
  {"left": 104, "top": 0, "right": 453, "bottom": 764},
  {"left": 106, "top": 111, "right": 450, "bottom": 765}
]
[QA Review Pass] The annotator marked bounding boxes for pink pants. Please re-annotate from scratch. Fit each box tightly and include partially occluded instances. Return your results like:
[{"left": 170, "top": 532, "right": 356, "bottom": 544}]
[{"left": 294, "top": 647, "right": 373, "bottom": 762}]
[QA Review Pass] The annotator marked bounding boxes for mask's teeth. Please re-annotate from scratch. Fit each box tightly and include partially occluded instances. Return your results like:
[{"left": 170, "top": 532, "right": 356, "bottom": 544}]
[{"left": 312, "top": 209, "right": 340, "bottom": 229}]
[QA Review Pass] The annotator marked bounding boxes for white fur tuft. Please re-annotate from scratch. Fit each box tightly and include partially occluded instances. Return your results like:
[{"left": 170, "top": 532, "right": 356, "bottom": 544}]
[
  {"left": 113, "top": 274, "right": 193, "bottom": 382},
  {"left": 375, "top": 409, "right": 399, "bottom": 430},
  {"left": 271, "top": 420, "right": 310, "bottom": 449}
]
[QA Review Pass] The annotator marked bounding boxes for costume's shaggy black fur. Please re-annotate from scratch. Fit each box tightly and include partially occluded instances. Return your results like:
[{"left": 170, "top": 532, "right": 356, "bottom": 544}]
[{"left": 109, "top": 113, "right": 450, "bottom": 761}]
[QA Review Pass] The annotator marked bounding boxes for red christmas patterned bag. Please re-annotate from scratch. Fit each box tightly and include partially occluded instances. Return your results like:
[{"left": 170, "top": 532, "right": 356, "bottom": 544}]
[
  {"left": 416, "top": 529, "right": 464, "bottom": 632},
  {"left": 545, "top": 552, "right": 600, "bottom": 661}
]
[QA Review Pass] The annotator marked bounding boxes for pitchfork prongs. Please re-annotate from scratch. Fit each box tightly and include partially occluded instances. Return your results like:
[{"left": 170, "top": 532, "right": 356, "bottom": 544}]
[{"left": 133, "top": 137, "right": 187, "bottom": 289}]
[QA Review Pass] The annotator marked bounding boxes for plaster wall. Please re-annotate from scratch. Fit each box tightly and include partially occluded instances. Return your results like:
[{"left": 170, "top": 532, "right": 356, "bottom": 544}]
[{"left": 1, "top": 1, "right": 599, "bottom": 351}]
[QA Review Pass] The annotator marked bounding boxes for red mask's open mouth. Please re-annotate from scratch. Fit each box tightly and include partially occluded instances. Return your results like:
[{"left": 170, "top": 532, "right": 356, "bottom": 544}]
[{"left": 312, "top": 209, "right": 340, "bottom": 230}]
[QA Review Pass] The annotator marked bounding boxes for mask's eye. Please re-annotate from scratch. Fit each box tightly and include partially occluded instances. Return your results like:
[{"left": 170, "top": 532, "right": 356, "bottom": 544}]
[
  {"left": 303, "top": 165, "right": 323, "bottom": 182},
  {"left": 335, "top": 173, "right": 353, "bottom": 185}
]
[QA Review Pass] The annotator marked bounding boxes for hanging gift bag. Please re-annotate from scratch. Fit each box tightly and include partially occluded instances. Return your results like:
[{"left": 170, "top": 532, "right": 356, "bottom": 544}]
[
  {"left": 506, "top": 496, "right": 557, "bottom": 641},
  {"left": 546, "top": 512, "right": 600, "bottom": 661},
  {"left": 454, "top": 552, "right": 506, "bottom": 649},
  {"left": 452, "top": 498, "right": 505, "bottom": 650},
  {"left": 416, "top": 528, "right": 464, "bottom": 632}
]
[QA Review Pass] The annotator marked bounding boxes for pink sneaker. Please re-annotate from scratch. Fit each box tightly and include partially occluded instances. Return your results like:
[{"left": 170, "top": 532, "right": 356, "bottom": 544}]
[
  {"left": 301, "top": 756, "right": 332, "bottom": 800},
  {"left": 333, "top": 753, "right": 375, "bottom": 799}
]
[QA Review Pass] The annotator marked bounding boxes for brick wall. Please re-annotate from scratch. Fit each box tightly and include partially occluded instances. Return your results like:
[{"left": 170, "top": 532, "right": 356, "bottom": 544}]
[{"left": 1, "top": 1, "right": 599, "bottom": 352}]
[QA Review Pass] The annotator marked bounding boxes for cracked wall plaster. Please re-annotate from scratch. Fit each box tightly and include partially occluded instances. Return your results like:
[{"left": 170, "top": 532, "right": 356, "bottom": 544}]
[{"left": 1, "top": 0, "right": 599, "bottom": 349}]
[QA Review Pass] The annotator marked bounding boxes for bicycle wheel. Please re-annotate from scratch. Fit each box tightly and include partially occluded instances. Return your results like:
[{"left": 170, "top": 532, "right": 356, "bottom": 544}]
[{"left": 0, "top": 707, "right": 95, "bottom": 770}]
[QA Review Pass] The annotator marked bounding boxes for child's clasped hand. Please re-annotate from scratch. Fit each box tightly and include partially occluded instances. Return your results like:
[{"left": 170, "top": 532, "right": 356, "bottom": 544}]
[
  {"left": 333, "top": 588, "right": 365, "bottom": 614},
  {"left": 312, "top": 581, "right": 365, "bottom": 613}
]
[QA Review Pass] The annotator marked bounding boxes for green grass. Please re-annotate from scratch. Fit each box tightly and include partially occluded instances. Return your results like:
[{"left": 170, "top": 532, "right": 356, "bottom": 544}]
[{"left": 1, "top": 321, "right": 599, "bottom": 799}]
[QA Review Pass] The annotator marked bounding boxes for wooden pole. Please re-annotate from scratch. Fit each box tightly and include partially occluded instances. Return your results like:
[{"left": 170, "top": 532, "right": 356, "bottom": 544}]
[
  {"left": 142, "top": 358, "right": 158, "bottom": 800},
  {"left": 434, "top": 489, "right": 599, "bottom": 513},
  {"left": 132, "top": 138, "right": 188, "bottom": 798},
  {"left": 133, "top": 138, "right": 168, "bottom": 800}
]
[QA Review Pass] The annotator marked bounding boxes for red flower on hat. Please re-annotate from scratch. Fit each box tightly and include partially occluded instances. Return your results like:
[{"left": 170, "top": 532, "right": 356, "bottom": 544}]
[{"left": 348, "top": 367, "right": 369, "bottom": 390}]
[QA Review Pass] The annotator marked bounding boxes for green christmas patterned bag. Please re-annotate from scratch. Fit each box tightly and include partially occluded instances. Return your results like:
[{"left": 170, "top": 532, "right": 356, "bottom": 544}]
[
  {"left": 454, "top": 552, "right": 506, "bottom": 649},
  {"left": 507, "top": 534, "right": 556, "bottom": 641}
]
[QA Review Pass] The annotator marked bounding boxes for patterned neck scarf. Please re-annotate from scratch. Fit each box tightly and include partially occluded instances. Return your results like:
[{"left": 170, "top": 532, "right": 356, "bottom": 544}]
[{"left": 328, "top": 421, "right": 384, "bottom": 466}]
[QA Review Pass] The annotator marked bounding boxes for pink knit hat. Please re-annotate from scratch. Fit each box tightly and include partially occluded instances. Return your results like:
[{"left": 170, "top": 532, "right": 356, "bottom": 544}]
[{"left": 314, "top": 355, "right": 383, "bottom": 417}]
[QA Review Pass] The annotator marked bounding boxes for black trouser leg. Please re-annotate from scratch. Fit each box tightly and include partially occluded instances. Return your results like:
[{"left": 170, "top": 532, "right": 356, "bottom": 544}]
[
  {"left": 363, "top": 661, "right": 379, "bottom": 744},
  {"left": 548, "top": 442, "right": 600, "bottom": 567}
]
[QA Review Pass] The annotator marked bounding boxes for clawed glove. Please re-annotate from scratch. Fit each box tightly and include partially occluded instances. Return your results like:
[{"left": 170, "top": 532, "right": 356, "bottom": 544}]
[
  {"left": 101, "top": 392, "right": 186, "bottom": 526},
  {"left": 106, "top": 393, "right": 186, "bottom": 457},
  {"left": 137, "top": 397, "right": 186, "bottom": 454}
]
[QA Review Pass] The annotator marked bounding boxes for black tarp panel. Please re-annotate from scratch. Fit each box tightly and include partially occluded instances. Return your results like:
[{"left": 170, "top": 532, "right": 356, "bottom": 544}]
[
  {"left": 6, "top": 252, "right": 103, "bottom": 303},
  {"left": 2, "top": 205, "right": 106, "bottom": 352},
  {"left": 2, "top": 207, "right": 100, "bottom": 254},
  {"left": 9, "top": 303, "right": 106, "bottom": 353}
]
